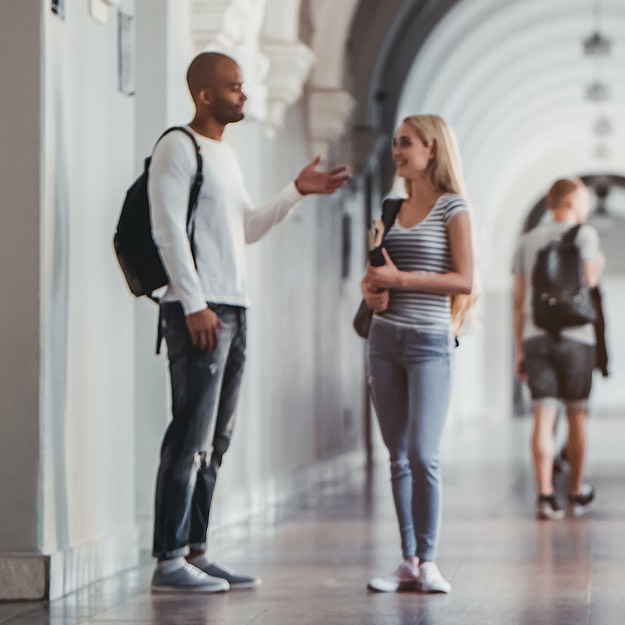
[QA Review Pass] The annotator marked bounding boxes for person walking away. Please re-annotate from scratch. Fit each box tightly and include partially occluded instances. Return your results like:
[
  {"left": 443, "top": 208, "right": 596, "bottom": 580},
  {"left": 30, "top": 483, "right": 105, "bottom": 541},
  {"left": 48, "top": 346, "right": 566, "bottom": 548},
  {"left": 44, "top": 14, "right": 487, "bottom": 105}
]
[{"left": 513, "top": 178, "right": 604, "bottom": 520}]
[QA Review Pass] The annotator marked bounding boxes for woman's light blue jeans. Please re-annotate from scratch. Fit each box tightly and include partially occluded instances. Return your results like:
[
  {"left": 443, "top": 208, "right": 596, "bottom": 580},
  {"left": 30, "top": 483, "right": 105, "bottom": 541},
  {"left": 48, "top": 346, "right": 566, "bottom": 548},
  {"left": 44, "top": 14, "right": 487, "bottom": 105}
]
[{"left": 367, "top": 320, "right": 453, "bottom": 562}]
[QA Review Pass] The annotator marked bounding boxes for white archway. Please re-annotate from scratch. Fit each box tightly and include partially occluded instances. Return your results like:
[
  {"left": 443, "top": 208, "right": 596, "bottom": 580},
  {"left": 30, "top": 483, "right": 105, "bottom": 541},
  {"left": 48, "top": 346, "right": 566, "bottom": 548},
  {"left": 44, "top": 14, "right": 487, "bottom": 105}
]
[{"left": 398, "top": 0, "right": 625, "bottom": 287}]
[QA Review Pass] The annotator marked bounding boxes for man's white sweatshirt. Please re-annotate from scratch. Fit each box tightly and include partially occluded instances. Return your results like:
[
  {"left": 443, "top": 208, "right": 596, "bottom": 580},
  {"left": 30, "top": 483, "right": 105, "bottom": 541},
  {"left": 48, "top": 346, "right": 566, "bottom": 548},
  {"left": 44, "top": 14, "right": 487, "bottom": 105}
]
[{"left": 148, "top": 127, "right": 303, "bottom": 314}]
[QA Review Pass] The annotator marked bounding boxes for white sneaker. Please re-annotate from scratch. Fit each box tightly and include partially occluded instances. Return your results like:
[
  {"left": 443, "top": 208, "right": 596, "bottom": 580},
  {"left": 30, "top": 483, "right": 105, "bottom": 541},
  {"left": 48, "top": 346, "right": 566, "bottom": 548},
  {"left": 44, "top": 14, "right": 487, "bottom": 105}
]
[
  {"left": 567, "top": 484, "right": 596, "bottom": 518},
  {"left": 151, "top": 563, "right": 230, "bottom": 593},
  {"left": 194, "top": 561, "right": 260, "bottom": 590},
  {"left": 536, "top": 494, "right": 565, "bottom": 520},
  {"left": 367, "top": 561, "right": 420, "bottom": 592},
  {"left": 417, "top": 562, "right": 451, "bottom": 593}
]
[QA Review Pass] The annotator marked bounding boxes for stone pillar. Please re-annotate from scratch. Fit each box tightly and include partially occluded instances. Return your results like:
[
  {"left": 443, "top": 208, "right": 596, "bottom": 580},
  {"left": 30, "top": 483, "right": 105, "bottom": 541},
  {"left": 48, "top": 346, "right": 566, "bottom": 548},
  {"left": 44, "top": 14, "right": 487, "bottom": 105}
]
[
  {"left": 307, "top": 88, "right": 355, "bottom": 160},
  {"left": 0, "top": 0, "right": 44, "bottom": 600}
]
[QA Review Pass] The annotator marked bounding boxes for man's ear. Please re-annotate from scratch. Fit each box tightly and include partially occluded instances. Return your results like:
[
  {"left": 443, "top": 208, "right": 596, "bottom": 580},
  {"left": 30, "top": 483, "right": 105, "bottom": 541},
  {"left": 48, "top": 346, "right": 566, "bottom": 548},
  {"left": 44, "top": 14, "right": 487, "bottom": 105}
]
[{"left": 197, "top": 88, "right": 211, "bottom": 106}]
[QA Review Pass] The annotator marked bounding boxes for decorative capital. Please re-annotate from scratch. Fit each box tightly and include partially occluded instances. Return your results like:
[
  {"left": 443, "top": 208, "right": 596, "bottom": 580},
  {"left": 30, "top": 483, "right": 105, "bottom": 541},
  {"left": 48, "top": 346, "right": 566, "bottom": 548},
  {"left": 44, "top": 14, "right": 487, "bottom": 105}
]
[
  {"left": 190, "top": 0, "right": 256, "bottom": 53},
  {"left": 190, "top": 0, "right": 270, "bottom": 121},
  {"left": 307, "top": 88, "right": 355, "bottom": 159},
  {"left": 262, "top": 40, "right": 316, "bottom": 128}
]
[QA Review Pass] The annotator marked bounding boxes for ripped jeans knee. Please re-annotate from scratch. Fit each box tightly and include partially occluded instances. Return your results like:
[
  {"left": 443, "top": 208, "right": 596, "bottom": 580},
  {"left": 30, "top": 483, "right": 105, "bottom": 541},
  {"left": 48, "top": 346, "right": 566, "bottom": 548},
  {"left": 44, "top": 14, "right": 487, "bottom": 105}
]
[{"left": 390, "top": 457, "right": 411, "bottom": 482}]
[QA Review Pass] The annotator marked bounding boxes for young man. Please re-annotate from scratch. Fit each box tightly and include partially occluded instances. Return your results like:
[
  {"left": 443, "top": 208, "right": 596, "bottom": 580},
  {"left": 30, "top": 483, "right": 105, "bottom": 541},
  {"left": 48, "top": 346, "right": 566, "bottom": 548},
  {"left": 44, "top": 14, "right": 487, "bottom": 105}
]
[
  {"left": 148, "top": 52, "right": 349, "bottom": 592},
  {"left": 513, "top": 178, "right": 605, "bottom": 520}
]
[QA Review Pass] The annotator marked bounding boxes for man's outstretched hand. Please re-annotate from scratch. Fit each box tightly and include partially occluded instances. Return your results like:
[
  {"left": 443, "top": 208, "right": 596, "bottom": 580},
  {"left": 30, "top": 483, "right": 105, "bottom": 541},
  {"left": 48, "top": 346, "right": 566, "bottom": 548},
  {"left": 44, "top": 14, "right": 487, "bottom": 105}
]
[{"left": 295, "top": 156, "right": 350, "bottom": 195}]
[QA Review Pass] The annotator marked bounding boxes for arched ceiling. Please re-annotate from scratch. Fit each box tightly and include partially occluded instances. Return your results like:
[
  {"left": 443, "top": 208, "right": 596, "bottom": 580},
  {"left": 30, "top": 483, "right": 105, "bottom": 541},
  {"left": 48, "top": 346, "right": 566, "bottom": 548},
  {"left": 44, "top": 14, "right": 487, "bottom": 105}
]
[
  {"left": 345, "top": 0, "right": 625, "bottom": 289},
  {"left": 347, "top": 0, "right": 460, "bottom": 130}
]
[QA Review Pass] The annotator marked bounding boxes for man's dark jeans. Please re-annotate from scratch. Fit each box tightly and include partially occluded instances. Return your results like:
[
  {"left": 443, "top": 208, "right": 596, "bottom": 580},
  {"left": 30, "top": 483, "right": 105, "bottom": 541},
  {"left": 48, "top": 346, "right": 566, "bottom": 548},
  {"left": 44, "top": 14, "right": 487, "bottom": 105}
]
[{"left": 152, "top": 302, "right": 246, "bottom": 560}]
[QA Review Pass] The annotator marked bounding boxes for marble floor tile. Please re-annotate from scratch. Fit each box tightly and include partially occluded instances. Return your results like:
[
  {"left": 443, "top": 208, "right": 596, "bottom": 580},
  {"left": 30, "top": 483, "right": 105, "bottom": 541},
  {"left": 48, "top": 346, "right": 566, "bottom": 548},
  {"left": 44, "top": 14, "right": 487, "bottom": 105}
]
[{"left": 2, "top": 415, "right": 624, "bottom": 625}]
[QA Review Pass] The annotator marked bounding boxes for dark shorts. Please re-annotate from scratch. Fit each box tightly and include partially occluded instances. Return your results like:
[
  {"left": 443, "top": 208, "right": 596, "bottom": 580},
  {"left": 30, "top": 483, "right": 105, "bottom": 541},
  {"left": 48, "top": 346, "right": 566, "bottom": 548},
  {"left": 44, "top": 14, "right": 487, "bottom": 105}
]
[{"left": 523, "top": 336, "right": 595, "bottom": 406}]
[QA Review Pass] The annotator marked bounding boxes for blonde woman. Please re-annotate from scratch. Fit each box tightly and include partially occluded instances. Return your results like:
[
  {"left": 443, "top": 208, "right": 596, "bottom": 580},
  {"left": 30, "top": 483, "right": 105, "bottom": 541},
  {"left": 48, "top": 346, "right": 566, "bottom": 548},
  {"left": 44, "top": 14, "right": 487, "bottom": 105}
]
[{"left": 362, "top": 115, "right": 475, "bottom": 593}]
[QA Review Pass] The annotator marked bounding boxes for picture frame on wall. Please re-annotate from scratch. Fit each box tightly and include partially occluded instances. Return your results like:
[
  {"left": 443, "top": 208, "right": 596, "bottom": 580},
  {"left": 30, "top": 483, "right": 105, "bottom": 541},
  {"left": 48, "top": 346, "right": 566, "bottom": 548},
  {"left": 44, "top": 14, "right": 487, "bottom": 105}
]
[
  {"left": 117, "top": 12, "right": 135, "bottom": 96},
  {"left": 51, "top": 0, "right": 65, "bottom": 20}
]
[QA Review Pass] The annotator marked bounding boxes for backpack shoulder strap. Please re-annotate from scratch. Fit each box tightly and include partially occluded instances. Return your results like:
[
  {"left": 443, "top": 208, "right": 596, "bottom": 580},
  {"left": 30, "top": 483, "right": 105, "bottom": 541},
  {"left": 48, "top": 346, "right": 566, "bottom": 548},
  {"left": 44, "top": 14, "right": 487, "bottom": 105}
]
[
  {"left": 155, "top": 126, "right": 204, "bottom": 225},
  {"left": 151, "top": 127, "right": 204, "bottom": 355},
  {"left": 380, "top": 198, "right": 404, "bottom": 238},
  {"left": 561, "top": 224, "right": 582, "bottom": 245}
]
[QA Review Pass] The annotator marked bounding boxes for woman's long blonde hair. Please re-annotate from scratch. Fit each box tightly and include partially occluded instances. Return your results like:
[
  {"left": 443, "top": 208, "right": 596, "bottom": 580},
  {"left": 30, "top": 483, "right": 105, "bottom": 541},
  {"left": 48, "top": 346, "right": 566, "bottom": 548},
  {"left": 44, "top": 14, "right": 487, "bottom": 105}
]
[{"left": 401, "top": 114, "right": 478, "bottom": 336}]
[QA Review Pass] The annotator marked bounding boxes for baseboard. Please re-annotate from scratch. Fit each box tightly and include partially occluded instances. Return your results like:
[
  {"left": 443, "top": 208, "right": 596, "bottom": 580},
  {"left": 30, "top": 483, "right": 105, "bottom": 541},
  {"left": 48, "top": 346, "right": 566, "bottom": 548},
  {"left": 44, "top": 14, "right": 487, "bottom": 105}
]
[
  {"left": 137, "top": 448, "right": 368, "bottom": 553},
  {"left": 0, "top": 555, "right": 48, "bottom": 601},
  {"left": 3, "top": 453, "right": 366, "bottom": 600},
  {"left": 212, "top": 448, "right": 369, "bottom": 533},
  {"left": 0, "top": 525, "right": 140, "bottom": 601}
]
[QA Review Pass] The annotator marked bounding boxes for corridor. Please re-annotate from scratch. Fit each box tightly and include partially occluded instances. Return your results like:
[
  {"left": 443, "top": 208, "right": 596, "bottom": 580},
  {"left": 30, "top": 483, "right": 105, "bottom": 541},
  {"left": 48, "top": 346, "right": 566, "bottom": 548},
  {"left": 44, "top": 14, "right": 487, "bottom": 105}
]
[{"left": 2, "top": 414, "right": 623, "bottom": 625}]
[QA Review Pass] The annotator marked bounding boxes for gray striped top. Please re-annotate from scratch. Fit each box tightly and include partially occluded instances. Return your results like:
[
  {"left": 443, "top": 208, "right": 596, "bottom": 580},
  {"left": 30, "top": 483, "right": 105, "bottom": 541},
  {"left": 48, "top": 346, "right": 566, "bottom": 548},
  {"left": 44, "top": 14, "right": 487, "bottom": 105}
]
[{"left": 374, "top": 194, "right": 469, "bottom": 331}]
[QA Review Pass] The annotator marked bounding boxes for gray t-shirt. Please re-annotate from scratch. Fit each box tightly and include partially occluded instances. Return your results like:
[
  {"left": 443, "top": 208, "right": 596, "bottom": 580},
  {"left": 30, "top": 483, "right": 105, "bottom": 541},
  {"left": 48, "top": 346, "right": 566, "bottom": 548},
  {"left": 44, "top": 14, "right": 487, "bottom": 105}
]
[{"left": 512, "top": 222, "right": 600, "bottom": 345}]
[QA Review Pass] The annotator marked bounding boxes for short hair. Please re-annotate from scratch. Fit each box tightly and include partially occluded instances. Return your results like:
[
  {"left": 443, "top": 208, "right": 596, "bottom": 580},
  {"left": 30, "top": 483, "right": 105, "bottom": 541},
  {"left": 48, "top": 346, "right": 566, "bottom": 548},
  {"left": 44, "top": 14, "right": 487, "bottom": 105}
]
[
  {"left": 547, "top": 178, "right": 581, "bottom": 210},
  {"left": 186, "top": 52, "right": 238, "bottom": 100}
]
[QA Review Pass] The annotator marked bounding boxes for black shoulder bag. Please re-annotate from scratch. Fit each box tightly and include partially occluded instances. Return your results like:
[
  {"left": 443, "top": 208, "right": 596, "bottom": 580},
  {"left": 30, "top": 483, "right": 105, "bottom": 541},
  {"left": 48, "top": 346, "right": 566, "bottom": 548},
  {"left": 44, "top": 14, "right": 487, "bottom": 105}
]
[{"left": 352, "top": 198, "right": 403, "bottom": 338}]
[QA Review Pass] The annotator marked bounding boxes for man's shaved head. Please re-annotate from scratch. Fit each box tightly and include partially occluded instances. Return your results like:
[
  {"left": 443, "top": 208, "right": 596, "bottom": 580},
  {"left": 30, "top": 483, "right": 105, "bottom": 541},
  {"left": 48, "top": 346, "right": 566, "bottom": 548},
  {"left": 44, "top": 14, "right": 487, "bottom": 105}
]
[{"left": 186, "top": 52, "right": 240, "bottom": 101}]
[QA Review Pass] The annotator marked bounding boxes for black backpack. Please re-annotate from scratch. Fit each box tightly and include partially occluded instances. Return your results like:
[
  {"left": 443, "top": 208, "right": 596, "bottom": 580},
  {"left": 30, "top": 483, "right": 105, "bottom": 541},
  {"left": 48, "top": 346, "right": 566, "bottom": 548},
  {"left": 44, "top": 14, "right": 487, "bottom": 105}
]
[
  {"left": 531, "top": 225, "right": 596, "bottom": 336},
  {"left": 113, "top": 126, "right": 203, "bottom": 300}
]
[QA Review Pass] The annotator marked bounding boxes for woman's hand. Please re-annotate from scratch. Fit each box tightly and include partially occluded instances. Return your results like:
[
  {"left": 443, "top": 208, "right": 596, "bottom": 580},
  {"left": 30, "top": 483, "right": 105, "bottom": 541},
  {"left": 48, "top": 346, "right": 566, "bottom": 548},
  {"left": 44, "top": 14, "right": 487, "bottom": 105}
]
[
  {"left": 365, "top": 248, "right": 404, "bottom": 290},
  {"left": 361, "top": 278, "right": 389, "bottom": 313}
]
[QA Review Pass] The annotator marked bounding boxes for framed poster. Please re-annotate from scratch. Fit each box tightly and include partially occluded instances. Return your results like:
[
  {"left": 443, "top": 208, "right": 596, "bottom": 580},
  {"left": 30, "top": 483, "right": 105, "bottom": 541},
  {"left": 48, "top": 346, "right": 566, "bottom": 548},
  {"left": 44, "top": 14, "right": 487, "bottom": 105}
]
[
  {"left": 117, "top": 12, "right": 135, "bottom": 96},
  {"left": 51, "top": 0, "right": 65, "bottom": 19}
]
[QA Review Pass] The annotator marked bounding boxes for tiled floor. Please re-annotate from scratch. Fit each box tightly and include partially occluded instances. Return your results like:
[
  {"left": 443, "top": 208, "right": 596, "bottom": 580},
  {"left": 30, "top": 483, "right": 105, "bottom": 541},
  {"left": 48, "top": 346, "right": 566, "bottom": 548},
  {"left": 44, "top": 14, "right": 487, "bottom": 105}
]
[{"left": 2, "top": 414, "right": 624, "bottom": 625}]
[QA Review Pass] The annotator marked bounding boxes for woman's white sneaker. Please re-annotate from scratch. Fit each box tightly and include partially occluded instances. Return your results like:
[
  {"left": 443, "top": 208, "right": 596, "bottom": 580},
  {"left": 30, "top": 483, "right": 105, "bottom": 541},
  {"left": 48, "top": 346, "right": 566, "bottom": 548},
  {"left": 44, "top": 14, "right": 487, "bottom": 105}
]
[
  {"left": 367, "top": 561, "right": 420, "bottom": 592},
  {"left": 417, "top": 562, "right": 451, "bottom": 593}
]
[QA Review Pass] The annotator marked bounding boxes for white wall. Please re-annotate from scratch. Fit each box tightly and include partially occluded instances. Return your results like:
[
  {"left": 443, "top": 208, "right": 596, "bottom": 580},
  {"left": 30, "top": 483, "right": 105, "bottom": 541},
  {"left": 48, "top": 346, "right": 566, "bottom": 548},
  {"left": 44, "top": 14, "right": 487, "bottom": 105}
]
[
  {"left": 0, "top": 0, "right": 368, "bottom": 598},
  {"left": 40, "top": 0, "right": 139, "bottom": 595},
  {"left": 132, "top": 0, "right": 195, "bottom": 547},
  {"left": 591, "top": 277, "right": 625, "bottom": 413},
  {"left": 131, "top": 0, "right": 368, "bottom": 545}
]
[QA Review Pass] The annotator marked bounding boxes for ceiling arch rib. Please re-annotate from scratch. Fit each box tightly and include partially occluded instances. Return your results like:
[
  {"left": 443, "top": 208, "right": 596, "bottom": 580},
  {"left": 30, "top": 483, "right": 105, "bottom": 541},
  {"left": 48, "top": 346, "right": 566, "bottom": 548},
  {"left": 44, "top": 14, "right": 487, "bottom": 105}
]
[
  {"left": 485, "top": 141, "right": 625, "bottom": 288},
  {"left": 479, "top": 126, "right": 625, "bottom": 287},
  {"left": 415, "top": 28, "right": 605, "bottom": 126},
  {"left": 464, "top": 107, "right": 625, "bottom": 286},
  {"left": 402, "top": 9, "right": 625, "bottom": 132},
  {"left": 450, "top": 63, "right": 625, "bottom": 169},
  {"left": 465, "top": 87, "right": 625, "bottom": 197},
  {"left": 458, "top": 72, "right": 625, "bottom": 183}
]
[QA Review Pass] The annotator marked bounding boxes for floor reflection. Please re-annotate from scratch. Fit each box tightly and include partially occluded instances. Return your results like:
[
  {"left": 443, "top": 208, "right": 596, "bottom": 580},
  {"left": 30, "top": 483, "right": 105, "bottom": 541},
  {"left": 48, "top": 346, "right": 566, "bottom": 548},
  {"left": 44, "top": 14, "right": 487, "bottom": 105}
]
[{"left": 2, "top": 415, "right": 624, "bottom": 625}]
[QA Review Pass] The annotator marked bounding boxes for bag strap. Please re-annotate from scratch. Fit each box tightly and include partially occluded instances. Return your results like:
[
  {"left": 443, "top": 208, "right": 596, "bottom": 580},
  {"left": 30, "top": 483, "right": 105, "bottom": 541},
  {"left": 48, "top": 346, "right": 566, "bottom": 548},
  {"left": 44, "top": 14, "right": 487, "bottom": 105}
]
[
  {"left": 155, "top": 126, "right": 204, "bottom": 226},
  {"left": 380, "top": 198, "right": 403, "bottom": 241},
  {"left": 152, "top": 126, "right": 204, "bottom": 355},
  {"left": 561, "top": 223, "right": 582, "bottom": 246}
]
